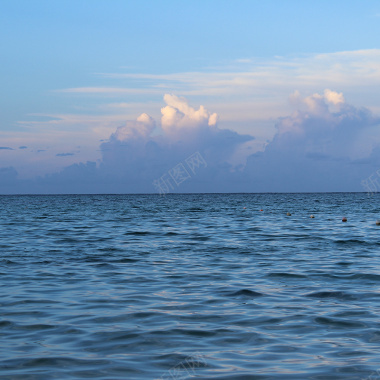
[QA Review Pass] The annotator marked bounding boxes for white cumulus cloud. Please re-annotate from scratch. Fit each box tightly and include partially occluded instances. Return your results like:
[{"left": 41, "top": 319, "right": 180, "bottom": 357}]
[
  {"left": 244, "top": 89, "right": 380, "bottom": 191},
  {"left": 161, "top": 94, "right": 219, "bottom": 137},
  {"left": 113, "top": 113, "right": 156, "bottom": 141}
]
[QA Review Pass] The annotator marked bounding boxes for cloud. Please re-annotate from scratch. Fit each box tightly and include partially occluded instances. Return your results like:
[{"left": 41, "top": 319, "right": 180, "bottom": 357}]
[
  {"left": 6, "top": 49, "right": 379, "bottom": 184},
  {"left": 2, "top": 90, "right": 380, "bottom": 194},
  {"left": 161, "top": 94, "right": 218, "bottom": 134},
  {"left": 18, "top": 146, "right": 27, "bottom": 149},
  {"left": 0, "top": 147, "right": 14, "bottom": 150},
  {"left": 56, "top": 153, "right": 75, "bottom": 157},
  {"left": 323, "top": 89, "right": 344, "bottom": 105},
  {"left": 57, "top": 87, "right": 162, "bottom": 95},
  {"left": 276, "top": 89, "right": 378, "bottom": 154},
  {"left": 97, "top": 49, "right": 380, "bottom": 99},
  {"left": 244, "top": 89, "right": 380, "bottom": 191},
  {"left": 0, "top": 95, "right": 253, "bottom": 194},
  {"left": 98, "top": 95, "right": 253, "bottom": 191},
  {"left": 111, "top": 113, "right": 156, "bottom": 141},
  {"left": 0, "top": 166, "right": 18, "bottom": 179},
  {"left": 0, "top": 167, "right": 20, "bottom": 194},
  {"left": 41, "top": 49, "right": 380, "bottom": 157}
]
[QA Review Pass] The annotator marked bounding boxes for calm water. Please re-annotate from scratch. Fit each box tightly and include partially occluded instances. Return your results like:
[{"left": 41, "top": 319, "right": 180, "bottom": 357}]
[{"left": 1, "top": 193, "right": 380, "bottom": 380}]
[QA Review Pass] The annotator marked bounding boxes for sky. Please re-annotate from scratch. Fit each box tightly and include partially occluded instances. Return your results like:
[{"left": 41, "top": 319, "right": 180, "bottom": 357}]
[{"left": 1, "top": 0, "right": 380, "bottom": 194}]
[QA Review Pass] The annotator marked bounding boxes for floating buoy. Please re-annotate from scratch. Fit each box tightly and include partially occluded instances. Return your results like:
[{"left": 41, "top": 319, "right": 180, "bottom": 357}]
[
  {"left": 260, "top": 209, "right": 263, "bottom": 211},
  {"left": 286, "top": 212, "right": 291, "bottom": 216},
  {"left": 310, "top": 214, "right": 315, "bottom": 218},
  {"left": 342, "top": 217, "right": 347, "bottom": 222},
  {"left": 243, "top": 207, "right": 246, "bottom": 209},
  {"left": 376, "top": 220, "right": 380, "bottom": 225}
]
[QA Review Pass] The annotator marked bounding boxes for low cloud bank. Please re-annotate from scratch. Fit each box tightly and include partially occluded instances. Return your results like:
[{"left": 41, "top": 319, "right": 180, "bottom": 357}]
[
  {"left": 245, "top": 90, "right": 380, "bottom": 191},
  {"left": 1, "top": 91, "right": 380, "bottom": 194}
]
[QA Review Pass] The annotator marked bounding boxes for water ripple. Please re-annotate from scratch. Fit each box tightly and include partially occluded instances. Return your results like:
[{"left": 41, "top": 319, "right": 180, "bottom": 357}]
[{"left": 1, "top": 193, "right": 380, "bottom": 379}]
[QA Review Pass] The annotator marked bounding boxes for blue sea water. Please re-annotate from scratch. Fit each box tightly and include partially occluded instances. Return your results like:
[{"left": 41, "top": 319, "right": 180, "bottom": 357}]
[{"left": 1, "top": 193, "right": 380, "bottom": 380}]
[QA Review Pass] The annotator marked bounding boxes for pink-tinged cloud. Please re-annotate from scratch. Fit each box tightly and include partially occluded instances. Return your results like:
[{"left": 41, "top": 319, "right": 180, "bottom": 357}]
[
  {"left": 244, "top": 90, "right": 380, "bottom": 192},
  {"left": 161, "top": 94, "right": 218, "bottom": 135},
  {"left": 97, "top": 95, "right": 253, "bottom": 192},
  {"left": 112, "top": 113, "right": 156, "bottom": 141},
  {"left": 1, "top": 91, "right": 380, "bottom": 194}
]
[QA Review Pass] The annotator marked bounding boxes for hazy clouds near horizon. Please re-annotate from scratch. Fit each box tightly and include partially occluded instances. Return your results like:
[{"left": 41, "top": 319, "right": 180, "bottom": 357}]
[{"left": 1, "top": 91, "right": 379, "bottom": 194}]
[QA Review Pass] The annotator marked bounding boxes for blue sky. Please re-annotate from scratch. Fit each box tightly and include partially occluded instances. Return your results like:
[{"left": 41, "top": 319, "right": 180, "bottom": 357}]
[{"left": 1, "top": 0, "right": 380, "bottom": 193}]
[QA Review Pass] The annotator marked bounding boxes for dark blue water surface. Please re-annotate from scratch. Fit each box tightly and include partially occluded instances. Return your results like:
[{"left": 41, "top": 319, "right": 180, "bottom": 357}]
[{"left": 1, "top": 193, "right": 380, "bottom": 379}]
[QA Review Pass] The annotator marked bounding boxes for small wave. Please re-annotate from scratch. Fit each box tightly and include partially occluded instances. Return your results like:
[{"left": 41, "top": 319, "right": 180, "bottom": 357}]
[
  {"left": 335, "top": 239, "right": 363, "bottom": 243},
  {"left": 268, "top": 272, "right": 307, "bottom": 278},
  {"left": 306, "top": 291, "right": 357, "bottom": 301},
  {"left": 227, "top": 289, "right": 264, "bottom": 297},
  {"left": 189, "top": 235, "right": 210, "bottom": 241},
  {"left": 355, "top": 273, "right": 380, "bottom": 281},
  {"left": 247, "top": 227, "right": 262, "bottom": 232},
  {"left": 1, "top": 356, "right": 110, "bottom": 369},
  {"left": 55, "top": 237, "right": 81, "bottom": 243},
  {"left": 124, "top": 231, "right": 151, "bottom": 236},
  {"left": 93, "top": 263, "right": 117, "bottom": 269},
  {"left": 8, "top": 299, "right": 60, "bottom": 306},
  {"left": 332, "top": 273, "right": 380, "bottom": 282},
  {"left": 314, "top": 316, "right": 366, "bottom": 328},
  {"left": 185, "top": 207, "right": 204, "bottom": 212},
  {"left": 35, "top": 260, "right": 53, "bottom": 265},
  {"left": 0, "top": 320, "right": 12, "bottom": 328},
  {"left": 19, "top": 323, "right": 56, "bottom": 331},
  {"left": 171, "top": 328, "right": 218, "bottom": 337},
  {"left": 97, "top": 247, "right": 125, "bottom": 253},
  {"left": 0, "top": 259, "right": 19, "bottom": 265},
  {"left": 110, "top": 258, "right": 139, "bottom": 263},
  {"left": 47, "top": 228, "right": 72, "bottom": 234}
]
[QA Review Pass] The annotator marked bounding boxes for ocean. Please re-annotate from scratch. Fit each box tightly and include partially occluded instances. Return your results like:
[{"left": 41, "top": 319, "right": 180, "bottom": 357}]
[{"left": 1, "top": 193, "right": 380, "bottom": 379}]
